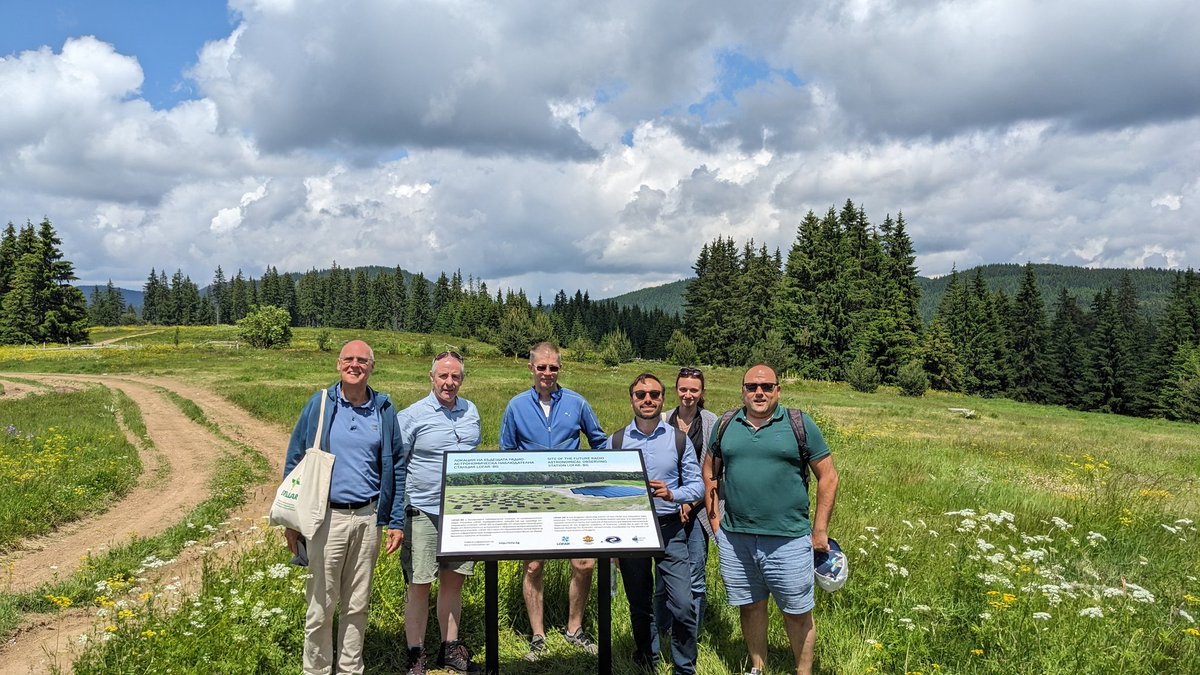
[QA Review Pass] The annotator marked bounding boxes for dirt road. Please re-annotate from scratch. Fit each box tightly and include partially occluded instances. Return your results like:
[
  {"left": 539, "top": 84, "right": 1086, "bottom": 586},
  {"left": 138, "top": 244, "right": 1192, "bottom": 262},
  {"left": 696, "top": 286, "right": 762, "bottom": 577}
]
[{"left": 0, "top": 373, "right": 289, "bottom": 674}]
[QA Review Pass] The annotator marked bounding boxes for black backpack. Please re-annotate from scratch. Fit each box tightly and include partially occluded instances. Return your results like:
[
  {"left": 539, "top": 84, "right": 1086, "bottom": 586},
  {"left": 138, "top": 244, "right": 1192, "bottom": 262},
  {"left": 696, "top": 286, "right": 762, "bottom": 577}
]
[{"left": 711, "top": 407, "right": 811, "bottom": 490}]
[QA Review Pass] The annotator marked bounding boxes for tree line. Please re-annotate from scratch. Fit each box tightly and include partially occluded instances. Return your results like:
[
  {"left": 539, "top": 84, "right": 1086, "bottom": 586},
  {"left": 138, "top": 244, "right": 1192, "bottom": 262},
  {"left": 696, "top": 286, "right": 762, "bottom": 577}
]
[
  {"left": 681, "top": 199, "right": 1200, "bottom": 423},
  {"left": 92, "top": 261, "right": 681, "bottom": 362},
  {"left": 0, "top": 219, "right": 89, "bottom": 345}
]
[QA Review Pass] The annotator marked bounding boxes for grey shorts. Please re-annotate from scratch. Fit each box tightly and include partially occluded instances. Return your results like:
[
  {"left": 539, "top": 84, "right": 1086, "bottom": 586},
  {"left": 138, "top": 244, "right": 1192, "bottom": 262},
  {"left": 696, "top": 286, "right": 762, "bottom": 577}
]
[
  {"left": 401, "top": 508, "right": 475, "bottom": 585},
  {"left": 715, "top": 529, "right": 815, "bottom": 614}
]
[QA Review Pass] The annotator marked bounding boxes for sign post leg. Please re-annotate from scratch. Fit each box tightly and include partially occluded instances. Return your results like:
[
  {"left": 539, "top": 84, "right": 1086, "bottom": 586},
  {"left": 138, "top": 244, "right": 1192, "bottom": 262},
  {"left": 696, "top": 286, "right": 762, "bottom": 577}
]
[
  {"left": 598, "top": 557, "right": 612, "bottom": 675},
  {"left": 486, "top": 560, "right": 498, "bottom": 675}
]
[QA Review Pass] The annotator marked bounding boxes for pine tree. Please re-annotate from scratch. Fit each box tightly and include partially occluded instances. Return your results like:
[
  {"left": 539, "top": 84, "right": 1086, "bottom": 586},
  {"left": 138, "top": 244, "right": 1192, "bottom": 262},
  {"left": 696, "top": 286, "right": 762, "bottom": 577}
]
[
  {"left": 920, "top": 318, "right": 963, "bottom": 391},
  {"left": 1007, "top": 264, "right": 1051, "bottom": 402},
  {"left": 1084, "top": 289, "right": 1131, "bottom": 414},
  {"left": 1047, "top": 288, "right": 1089, "bottom": 407},
  {"left": 406, "top": 273, "right": 433, "bottom": 333},
  {"left": 211, "top": 266, "right": 229, "bottom": 324}
]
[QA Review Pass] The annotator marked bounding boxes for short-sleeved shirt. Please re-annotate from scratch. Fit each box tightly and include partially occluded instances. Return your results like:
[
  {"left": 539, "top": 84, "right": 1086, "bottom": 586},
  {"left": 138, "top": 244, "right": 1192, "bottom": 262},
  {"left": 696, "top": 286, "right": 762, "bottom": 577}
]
[
  {"left": 327, "top": 384, "right": 382, "bottom": 504},
  {"left": 710, "top": 406, "right": 831, "bottom": 538},
  {"left": 398, "top": 392, "right": 481, "bottom": 515}
]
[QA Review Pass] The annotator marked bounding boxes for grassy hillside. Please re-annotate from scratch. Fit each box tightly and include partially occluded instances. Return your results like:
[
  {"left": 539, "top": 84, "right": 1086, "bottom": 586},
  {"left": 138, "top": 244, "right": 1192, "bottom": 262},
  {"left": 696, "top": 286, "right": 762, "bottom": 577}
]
[{"left": 3, "top": 326, "right": 1199, "bottom": 673}]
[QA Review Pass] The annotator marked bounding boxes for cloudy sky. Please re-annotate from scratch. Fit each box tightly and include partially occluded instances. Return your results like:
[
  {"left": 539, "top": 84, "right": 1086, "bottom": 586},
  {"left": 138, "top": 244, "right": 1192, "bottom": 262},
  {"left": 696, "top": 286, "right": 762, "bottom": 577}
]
[{"left": 2, "top": 0, "right": 1198, "bottom": 299}]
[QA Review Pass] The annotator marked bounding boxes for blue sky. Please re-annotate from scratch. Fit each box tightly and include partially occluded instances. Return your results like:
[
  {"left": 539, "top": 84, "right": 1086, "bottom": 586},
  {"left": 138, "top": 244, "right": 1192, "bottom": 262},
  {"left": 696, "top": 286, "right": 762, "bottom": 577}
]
[
  {"left": 1, "top": 1, "right": 234, "bottom": 109},
  {"left": 1, "top": 1, "right": 1198, "bottom": 297}
]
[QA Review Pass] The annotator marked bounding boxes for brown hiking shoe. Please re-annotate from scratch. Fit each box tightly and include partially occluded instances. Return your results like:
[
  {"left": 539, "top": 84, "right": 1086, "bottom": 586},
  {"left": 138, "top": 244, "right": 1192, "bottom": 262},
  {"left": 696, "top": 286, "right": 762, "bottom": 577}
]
[{"left": 437, "top": 639, "right": 481, "bottom": 673}]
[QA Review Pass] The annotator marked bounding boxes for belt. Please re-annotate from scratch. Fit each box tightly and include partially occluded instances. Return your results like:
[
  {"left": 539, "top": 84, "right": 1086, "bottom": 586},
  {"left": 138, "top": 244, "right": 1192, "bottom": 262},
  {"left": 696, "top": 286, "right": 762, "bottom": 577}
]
[
  {"left": 657, "top": 513, "right": 681, "bottom": 526},
  {"left": 329, "top": 497, "right": 377, "bottom": 510}
]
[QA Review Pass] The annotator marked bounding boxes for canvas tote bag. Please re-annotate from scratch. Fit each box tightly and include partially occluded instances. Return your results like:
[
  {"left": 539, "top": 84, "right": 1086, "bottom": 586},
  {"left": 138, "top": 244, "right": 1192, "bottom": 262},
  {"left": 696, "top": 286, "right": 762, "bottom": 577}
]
[{"left": 268, "top": 389, "right": 336, "bottom": 538}]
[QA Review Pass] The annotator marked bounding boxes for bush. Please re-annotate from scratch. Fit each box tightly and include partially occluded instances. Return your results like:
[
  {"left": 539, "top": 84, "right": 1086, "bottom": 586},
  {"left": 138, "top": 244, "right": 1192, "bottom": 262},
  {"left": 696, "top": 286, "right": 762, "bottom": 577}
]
[
  {"left": 600, "top": 328, "right": 635, "bottom": 363},
  {"left": 236, "top": 305, "right": 292, "bottom": 349},
  {"left": 665, "top": 330, "right": 698, "bottom": 366},
  {"left": 599, "top": 342, "right": 621, "bottom": 367},
  {"left": 568, "top": 336, "right": 597, "bottom": 363},
  {"left": 845, "top": 352, "right": 880, "bottom": 393},
  {"left": 316, "top": 329, "right": 331, "bottom": 352},
  {"left": 897, "top": 360, "right": 929, "bottom": 397},
  {"left": 745, "top": 329, "right": 796, "bottom": 374}
]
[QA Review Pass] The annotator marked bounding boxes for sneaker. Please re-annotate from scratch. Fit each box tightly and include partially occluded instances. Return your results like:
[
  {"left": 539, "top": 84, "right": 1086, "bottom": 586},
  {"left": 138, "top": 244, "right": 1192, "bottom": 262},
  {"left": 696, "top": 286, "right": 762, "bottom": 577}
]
[
  {"left": 744, "top": 669, "right": 763, "bottom": 675},
  {"left": 438, "top": 639, "right": 481, "bottom": 673},
  {"left": 563, "top": 628, "right": 599, "bottom": 655},
  {"left": 524, "top": 634, "right": 548, "bottom": 662},
  {"left": 405, "top": 646, "right": 427, "bottom": 675}
]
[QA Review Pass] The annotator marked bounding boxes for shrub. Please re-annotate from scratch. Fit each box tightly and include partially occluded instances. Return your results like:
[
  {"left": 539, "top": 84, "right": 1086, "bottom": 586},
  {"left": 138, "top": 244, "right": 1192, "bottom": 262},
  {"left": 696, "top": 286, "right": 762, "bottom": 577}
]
[
  {"left": 316, "top": 329, "right": 331, "bottom": 352},
  {"left": 600, "top": 329, "right": 635, "bottom": 363},
  {"left": 568, "top": 336, "right": 597, "bottom": 363},
  {"left": 897, "top": 359, "right": 929, "bottom": 397},
  {"left": 665, "top": 330, "right": 698, "bottom": 366},
  {"left": 236, "top": 305, "right": 292, "bottom": 349},
  {"left": 599, "top": 342, "right": 621, "bottom": 367},
  {"left": 845, "top": 352, "right": 880, "bottom": 393}
]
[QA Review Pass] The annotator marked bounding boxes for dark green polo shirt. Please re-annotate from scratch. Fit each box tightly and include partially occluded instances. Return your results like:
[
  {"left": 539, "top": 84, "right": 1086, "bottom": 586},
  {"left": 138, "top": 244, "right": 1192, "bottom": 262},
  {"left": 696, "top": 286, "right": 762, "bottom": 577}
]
[{"left": 710, "top": 406, "right": 831, "bottom": 537}]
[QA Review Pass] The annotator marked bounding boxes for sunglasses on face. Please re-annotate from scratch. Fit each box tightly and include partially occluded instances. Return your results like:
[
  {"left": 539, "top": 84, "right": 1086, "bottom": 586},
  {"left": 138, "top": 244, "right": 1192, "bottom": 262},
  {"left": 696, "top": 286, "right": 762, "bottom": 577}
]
[
  {"left": 743, "top": 382, "right": 778, "bottom": 393},
  {"left": 534, "top": 364, "right": 561, "bottom": 373},
  {"left": 633, "top": 390, "right": 663, "bottom": 401}
]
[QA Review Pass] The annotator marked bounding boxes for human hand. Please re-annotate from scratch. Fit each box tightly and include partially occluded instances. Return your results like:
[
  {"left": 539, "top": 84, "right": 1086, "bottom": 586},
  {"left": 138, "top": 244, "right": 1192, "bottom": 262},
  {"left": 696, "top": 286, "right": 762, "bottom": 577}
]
[
  {"left": 648, "top": 480, "right": 673, "bottom": 502},
  {"left": 284, "top": 528, "right": 301, "bottom": 555},
  {"left": 385, "top": 528, "right": 404, "bottom": 554},
  {"left": 680, "top": 503, "right": 692, "bottom": 524}
]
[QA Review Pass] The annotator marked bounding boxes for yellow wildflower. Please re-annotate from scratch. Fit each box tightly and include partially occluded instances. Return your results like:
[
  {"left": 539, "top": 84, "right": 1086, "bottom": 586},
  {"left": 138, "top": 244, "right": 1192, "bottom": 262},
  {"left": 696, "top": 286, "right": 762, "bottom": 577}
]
[
  {"left": 141, "top": 630, "right": 156, "bottom": 638},
  {"left": 1185, "top": 628, "right": 1200, "bottom": 638},
  {"left": 971, "top": 649, "right": 984, "bottom": 656}
]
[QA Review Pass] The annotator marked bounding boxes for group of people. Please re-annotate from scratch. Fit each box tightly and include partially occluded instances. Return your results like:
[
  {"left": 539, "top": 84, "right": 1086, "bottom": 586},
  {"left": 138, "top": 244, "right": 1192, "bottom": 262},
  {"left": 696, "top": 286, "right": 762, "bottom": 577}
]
[{"left": 282, "top": 340, "right": 839, "bottom": 675}]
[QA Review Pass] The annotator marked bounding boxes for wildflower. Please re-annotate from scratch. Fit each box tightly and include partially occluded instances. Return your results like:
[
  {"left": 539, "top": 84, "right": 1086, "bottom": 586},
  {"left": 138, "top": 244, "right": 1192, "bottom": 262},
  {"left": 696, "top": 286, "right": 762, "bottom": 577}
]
[
  {"left": 105, "top": 625, "right": 118, "bottom": 633},
  {"left": 864, "top": 526, "right": 878, "bottom": 532},
  {"left": 976, "top": 539, "right": 996, "bottom": 553},
  {"left": 1180, "top": 609, "right": 1195, "bottom": 623},
  {"left": 45, "top": 595, "right": 72, "bottom": 609},
  {"left": 1079, "top": 607, "right": 1104, "bottom": 619},
  {"left": 1185, "top": 595, "right": 1200, "bottom": 605},
  {"left": 141, "top": 630, "right": 156, "bottom": 638},
  {"left": 1049, "top": 516, "right": 1072, "bottom": 531},
  {"left": 1178, "top": 519, "right": 1195, "bottom": 526},
  {"left": 1021, "top": 549, "right": 1048, "bottom": 563},
  {"left": 1184, "top": 628, "right": 1200, "bottom": 638},
  {"left": 1163, "top": 524, "right": 1180, "bottom": 534},
  {"left": 1086, "top": 531, "right": 1107, "bottom": 545},
  {"left": 1032, "top": 612, "right": 1051, "bottom": 621},
  {"left": 912, "top": 605, "right": 931, "bottom": 612},
  {"left": 1126, "top": 583, "right": 1155, "bottom": 604},
  {"left": 118, "top": 609, "right": 135, "bottom": 620},
  {"left": 971, "top": 649, "right": 984, "bottom": 656},
  {"left": 979, "top": 612, "right": 992, "bottom": 621}
]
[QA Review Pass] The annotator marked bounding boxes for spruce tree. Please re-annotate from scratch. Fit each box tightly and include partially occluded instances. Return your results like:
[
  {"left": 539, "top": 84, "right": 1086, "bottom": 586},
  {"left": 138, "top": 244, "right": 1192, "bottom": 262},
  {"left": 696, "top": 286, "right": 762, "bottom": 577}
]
[
  {"left": 406, "top": 273, "right": 433, "bottom": 333},
  {"left": 1047, "top": 288, "right": 1089, "bottom": 407},
  {"left": 1007, "top": 264, "right": 1051, "bottom": 402}
]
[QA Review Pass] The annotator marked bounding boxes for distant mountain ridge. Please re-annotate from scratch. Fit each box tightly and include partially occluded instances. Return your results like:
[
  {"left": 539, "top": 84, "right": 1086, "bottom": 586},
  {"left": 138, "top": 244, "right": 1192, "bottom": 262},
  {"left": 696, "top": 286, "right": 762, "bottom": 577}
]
[{"left": 600, "top": 264, "right": 1186, "bottom": 322}]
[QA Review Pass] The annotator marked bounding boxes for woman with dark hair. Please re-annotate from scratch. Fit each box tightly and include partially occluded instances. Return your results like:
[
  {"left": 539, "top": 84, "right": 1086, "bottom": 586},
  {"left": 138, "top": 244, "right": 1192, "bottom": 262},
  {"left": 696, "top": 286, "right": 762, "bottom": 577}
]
[{"left": 657, "top": 367, "right": 719, "bottom": 643}]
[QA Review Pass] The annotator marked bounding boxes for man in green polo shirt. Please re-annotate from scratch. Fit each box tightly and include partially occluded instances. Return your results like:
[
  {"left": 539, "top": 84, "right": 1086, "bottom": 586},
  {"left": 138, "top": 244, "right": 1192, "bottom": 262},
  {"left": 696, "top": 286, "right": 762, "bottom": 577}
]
[{"left": 704, "top": 364, "right": 839, "bottom": 675}]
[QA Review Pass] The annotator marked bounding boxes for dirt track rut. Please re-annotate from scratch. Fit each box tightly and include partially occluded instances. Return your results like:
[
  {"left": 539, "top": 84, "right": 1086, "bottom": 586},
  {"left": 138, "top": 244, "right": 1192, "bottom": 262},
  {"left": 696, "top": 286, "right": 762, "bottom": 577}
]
[{"left": 0, "top": 373, "right": 289, "bottom": 674}]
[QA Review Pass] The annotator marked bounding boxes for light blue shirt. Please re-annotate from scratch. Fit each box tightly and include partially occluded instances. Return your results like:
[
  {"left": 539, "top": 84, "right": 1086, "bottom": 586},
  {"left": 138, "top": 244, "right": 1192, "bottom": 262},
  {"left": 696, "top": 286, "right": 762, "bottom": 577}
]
[
  {"left": 605, "top": 420, "right": 704, "bottom": 517},
  {"left": 499, "top": 386, "right": 607, "bottom": 451},
  {"left": 398, "top": 392, "right": 481, "bottom": 515},
  {"left": 327, "top": 384, "right": 382, "bottom": 503}
]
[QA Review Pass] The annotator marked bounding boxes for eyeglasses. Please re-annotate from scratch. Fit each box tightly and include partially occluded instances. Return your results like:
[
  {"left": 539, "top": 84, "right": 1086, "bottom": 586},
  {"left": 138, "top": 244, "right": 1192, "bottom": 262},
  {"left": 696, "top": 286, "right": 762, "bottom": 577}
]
[
  {"left": 743, "top": 382, "right": 778, "bottom": 393},
  {"left": 435, "top": 351, "right": 463, "bottom": 362},
  {"left": 339, "top": 356, "right": 372, "bottom": 366},
  {"left": 534, "top": 364, "right": 561, "bottom": 373},
  {"left": 678, "top": 367, "right": 703, "bottom": 378},
  {"left": 633, "top": 390, "right": 663, "bottom": 401}
]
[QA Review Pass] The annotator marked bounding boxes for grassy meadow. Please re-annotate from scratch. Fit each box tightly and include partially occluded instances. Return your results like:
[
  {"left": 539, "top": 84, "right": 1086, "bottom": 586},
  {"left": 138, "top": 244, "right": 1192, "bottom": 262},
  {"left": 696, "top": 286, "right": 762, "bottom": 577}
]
[{"left": 2, "top": 325, "right": 1199, "bottom": 673}]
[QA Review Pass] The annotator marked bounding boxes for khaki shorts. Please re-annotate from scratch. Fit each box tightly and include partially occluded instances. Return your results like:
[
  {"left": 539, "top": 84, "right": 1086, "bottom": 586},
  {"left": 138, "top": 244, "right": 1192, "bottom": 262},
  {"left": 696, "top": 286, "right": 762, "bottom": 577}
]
[{"left": 401, "top": 508, "right": 475, "bottom": 585}]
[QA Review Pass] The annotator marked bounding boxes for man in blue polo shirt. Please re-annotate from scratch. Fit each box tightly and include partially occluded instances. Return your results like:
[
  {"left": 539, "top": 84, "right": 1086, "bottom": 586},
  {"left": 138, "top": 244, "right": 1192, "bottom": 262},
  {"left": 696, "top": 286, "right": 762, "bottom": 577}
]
[
  {"left": 499, "top": 341, "right": 607, "bottom": 660},
  {"left": 704, "top": 364, "right": 839, "bottom": 675},
  {"left": 283, "top": 340, "right": 407, "bottom": 675},
  {"left": 608, "top": 373, "right": 703, "bottom": 674},
  {"left": 398, "top": 351, "right": 482, "bottom": 675}
]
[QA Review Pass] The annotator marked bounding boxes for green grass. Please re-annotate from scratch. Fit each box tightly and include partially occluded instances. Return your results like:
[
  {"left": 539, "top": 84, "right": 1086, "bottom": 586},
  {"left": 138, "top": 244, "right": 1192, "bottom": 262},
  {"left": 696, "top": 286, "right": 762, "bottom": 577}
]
[
  {"left": 4, "top": 325, "right": 1200, "bottom": 673},
  {"left": 0, "top": 388, "right": 142, "bottom": 549}
]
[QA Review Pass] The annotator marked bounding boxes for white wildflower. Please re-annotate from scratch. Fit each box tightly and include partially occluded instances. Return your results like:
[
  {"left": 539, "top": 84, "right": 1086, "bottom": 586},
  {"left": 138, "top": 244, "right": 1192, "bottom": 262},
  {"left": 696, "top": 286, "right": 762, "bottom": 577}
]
[
  {"left": 1179, "top": 609, "right": 1195, "bottom": 623},
  {"left": 1086, "top": 532, "right": 1107, "bottom": 545},
  {"left": 1049, "top": 516, "right": 1073, "bottom": 531},
  {"left": 1079, "top": 607, "right": 1104, "bottom": 619},
  {"left": 979, "top": 612, "right": 992, "bottom": 620},
  {"left": 864, "top": 526, "right": 878, "bottom": 533},
  {"left": 903, "top": 520, "right": 914, "bottom": 529},
  {"left": 1162, "top": 524, "right": 1179, "bottom": 534},
  {"left": 1126, "top": 583, "right": 1155, "bottom": 604},
  {"left": 268, "top": 563, "right": 291, "bottom": 579},
  {"left": 1022, "top": 549, "right": 1048, "bottom": 563},
  {"left": 976, "top": 539, "right": 996, "bottom": 553},
  {"left": 945, "top": 509, "right": 977, "bottom": 517},
  {"left": 1032, "top": 612, "right": 1052, "bottom": 621},
  {"left": 912, "top": 605, "right": 931, "bottom": 612}
]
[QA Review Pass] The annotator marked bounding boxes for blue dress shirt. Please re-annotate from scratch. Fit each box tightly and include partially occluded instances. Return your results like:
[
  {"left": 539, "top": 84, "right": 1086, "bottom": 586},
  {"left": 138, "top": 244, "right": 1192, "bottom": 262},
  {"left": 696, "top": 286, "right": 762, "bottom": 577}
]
[{"left": 398, "top": 392, "right": 481, "bottom": 515}]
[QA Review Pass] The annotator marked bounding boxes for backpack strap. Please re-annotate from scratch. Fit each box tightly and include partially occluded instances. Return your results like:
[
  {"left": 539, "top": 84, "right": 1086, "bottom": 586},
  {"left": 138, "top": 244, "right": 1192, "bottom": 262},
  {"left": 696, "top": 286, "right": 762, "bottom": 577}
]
[
  {"left": 711, "top": 409, "right": 738, "bottom": 479},
  {"left": 611, "top": 429, "right": 624, "bottom": 450},
  {"left": 786, "top": 408, "right": 811, "bottom": 491}
]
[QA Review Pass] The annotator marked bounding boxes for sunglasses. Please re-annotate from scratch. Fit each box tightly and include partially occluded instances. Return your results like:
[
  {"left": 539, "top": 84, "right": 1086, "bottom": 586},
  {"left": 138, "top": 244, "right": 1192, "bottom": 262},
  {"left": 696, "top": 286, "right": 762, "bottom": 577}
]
[
  {"left": 534, "top": 364, "right": 561, "bottom": 373},
  {"left": 633, "top": 390, "right": 663, "bottom": 401},
  {"left": 678, "top": 367, "right": 703, "bottom": 378},
  {"left": 742, "top": 382, "right": 778, "bottom": 393},
  {"left": 435, "top": 351, "right": 463, "bottom": 362}
]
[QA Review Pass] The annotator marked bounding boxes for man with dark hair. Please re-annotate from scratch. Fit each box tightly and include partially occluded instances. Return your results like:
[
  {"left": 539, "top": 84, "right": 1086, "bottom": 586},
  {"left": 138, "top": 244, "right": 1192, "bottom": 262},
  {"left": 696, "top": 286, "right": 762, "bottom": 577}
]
[
  {"left": 609, "top": 373, "right": 703, "bottom": 674},
  {"left": 283, "top": 340, "right": 407, "bottom": 675},
  {"left": 704, "top": 364, "right": 839, "bottom": 675},
  {"left": 499, "top": 342, "right": 607, "bottom": 660}
]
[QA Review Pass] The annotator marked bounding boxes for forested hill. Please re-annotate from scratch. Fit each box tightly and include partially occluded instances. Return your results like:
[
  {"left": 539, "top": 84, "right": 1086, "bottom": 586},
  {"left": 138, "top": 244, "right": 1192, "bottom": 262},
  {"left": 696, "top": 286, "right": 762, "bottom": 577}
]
[{"left": 603, "top": 264, "right": 1184, "bottom": 322}]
